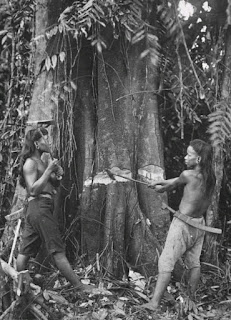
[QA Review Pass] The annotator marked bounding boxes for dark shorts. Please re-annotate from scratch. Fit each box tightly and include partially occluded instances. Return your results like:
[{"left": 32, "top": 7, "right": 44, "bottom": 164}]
[{"left": 19, "top": 197, "right": 65, "bottom": 257}]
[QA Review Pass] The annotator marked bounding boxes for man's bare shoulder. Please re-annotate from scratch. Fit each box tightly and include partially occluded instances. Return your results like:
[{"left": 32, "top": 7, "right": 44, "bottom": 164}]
[
  {"left": 23, "top": 158, "right": 38, "bottom": 173},
  {"left": 181, "top": 169, "right": 202, "bottom": 183},
  {"left": 180, "top": 169, "right": 200, "bottom": 181}
]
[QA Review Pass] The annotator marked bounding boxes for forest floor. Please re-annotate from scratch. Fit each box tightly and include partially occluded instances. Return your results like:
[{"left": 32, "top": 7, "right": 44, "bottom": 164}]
[{"left": 2, "top": 260, "right": 231, "bottom": 320}]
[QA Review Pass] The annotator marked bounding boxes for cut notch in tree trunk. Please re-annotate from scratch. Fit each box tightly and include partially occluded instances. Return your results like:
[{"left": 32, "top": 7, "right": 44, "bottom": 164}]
[{"left": 105, "top": 169, "right": 149, "bottom": 186}]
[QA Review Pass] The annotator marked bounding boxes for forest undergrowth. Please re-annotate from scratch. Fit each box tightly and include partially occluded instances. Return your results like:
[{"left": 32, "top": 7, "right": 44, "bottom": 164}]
[{"left": 1, "top": 253, "right": 231, "bottom": 320}]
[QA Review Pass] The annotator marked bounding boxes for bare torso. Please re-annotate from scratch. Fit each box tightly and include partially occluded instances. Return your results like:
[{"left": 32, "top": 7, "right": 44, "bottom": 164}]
[
  {"left": 24, "top": 157, "right": 56, "bottom": 196},
  {"left": 179, "top": 170, "right": 210, "bottom": 218}
]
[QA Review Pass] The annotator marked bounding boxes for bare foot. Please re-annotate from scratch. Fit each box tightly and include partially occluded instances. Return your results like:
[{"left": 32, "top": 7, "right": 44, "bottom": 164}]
[{"left": 138, "top": 302, "right": 158, "bottom": 311}]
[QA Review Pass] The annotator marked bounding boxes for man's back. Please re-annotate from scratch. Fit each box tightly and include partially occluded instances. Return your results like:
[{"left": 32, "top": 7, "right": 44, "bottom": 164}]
[{"left": 179, "top": 169, "right": 211, "bottom": 218}]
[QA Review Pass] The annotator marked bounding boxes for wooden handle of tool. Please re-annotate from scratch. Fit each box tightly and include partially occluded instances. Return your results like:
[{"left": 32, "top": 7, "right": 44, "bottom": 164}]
[{"left": 114, "top": 173, "right": 149, "bottom": 186}]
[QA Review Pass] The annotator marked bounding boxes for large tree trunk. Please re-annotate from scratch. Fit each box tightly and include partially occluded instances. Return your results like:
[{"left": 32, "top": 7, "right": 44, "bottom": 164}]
[
  {"left": 79, "top": 28, "right": 169, "bottom": 277},
  {"left": 204, "top": 26, "right": 231, "bottom": 263},
  {"left": 10, "top": 1, "right": 170, "bottom": 278},
  {"left": 7, "top": 0, "right": 64, "bottom": 270}
]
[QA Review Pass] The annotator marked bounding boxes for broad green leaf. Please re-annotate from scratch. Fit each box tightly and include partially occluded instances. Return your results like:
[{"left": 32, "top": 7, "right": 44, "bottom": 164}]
[
  {"left": 51, "top": 55, "right": 57, "bottom": 69},
  {"left": 59, "top": 51, "right": 66, "bottom": 62},
  {"left": 45, "top": 56, "right": 51, "bottom": 71},
  {"left": 70, "top": 81, "right": 77, "bottom": 90},
  {"left": 0, "top": 30, "right": 7, "bottom": 36}
]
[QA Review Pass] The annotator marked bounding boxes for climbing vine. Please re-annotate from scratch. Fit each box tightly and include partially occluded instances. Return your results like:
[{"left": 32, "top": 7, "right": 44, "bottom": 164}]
[
  {"left": 1, "top": 0, "right": 231, "bottom": 249},
  {"left": 0, "top": 0, "right": 35, "bottom": 221},
  {"left": 35, "top": 0, "right": 162, "bottom": 169},
  {"left": 42, "top": 0, "right": 228, "bottom": 169}
]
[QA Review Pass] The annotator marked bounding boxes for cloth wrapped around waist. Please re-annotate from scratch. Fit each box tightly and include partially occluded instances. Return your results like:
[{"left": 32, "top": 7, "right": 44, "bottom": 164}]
[
  {"left": 173, "top": 211, "right": 221, "bottom": 234},
  {"left": 162, "top": 202, "right": 222, "bottom": 234}
]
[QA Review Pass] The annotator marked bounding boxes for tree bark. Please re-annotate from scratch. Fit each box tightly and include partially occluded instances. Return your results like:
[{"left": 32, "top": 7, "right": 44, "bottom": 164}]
[
  {"left": 6, "top": 0, "right": 64, "bottom": 270},
  {"left": 204, "top": 26, "right": 231, "bottom": 263},
  {"left": 9, "top": 1, "right": 170, "bottom": 278},
  {"left": 80, "top": 30, "right": 169, "bottom": 277}
]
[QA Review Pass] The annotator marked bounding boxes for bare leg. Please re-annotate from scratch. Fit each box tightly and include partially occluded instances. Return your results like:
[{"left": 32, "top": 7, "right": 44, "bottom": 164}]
[
  {"left": 16, "top": 254, "right": 30, "bottom": 272},
  {"left": 16, "top": 254, "right": 32, "bottom": 295},
  {"left": 188, "top": 267, "right": 200, "bottom": 299},
  {"left": 140, "top": 272, "right": 171, "bottom": 310},
  {"left": 53, "top": 252, "right": 94, "bottom": 292}
]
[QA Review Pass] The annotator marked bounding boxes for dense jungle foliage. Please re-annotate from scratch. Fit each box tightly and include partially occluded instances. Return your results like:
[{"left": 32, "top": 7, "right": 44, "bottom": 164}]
[
  {"left": 0, "top": 0, "right": 231, "bottom": 262},
  {"left": 2, "top": 1, "right": 231, "bottom": 319}
]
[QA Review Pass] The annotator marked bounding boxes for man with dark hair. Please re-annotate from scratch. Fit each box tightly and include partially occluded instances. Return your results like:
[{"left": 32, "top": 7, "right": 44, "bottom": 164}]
[
  {"left": 141, "top": 139, "right": 216, "bottom": 310},
  {"left": 16, "top": 128, "right": 94, "bottom": 292}
]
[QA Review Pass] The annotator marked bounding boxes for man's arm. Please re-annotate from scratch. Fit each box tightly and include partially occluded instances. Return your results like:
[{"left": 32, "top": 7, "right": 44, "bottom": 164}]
[{"left": 149, "top": 171, "right": 188, "bottom": 193}]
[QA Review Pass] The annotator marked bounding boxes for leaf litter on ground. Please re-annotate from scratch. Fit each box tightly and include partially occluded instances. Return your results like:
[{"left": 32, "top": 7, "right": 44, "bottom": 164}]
[
  {"left": 2, "top": 259, "right": 231, "bottom": 319},
  {"left": 18, "top": 264, "right": 227, "bottom": 320}
]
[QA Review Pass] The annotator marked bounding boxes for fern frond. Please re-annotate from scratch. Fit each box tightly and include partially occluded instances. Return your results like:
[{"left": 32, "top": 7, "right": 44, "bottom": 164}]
[
  {"left": 208, "top": 100, "right": 231, "bottom": 146},
  {"left": 157, "top": 1, "right": 180, "bottom": 38}
]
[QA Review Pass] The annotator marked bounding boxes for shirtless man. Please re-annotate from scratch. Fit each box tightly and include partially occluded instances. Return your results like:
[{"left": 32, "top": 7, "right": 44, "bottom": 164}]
[
  {"left": 141, "top": 139, "right": 216, "bottom": 310},
  {"left": 16, "top": 127, "right": 93, "bottom": 292}
]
